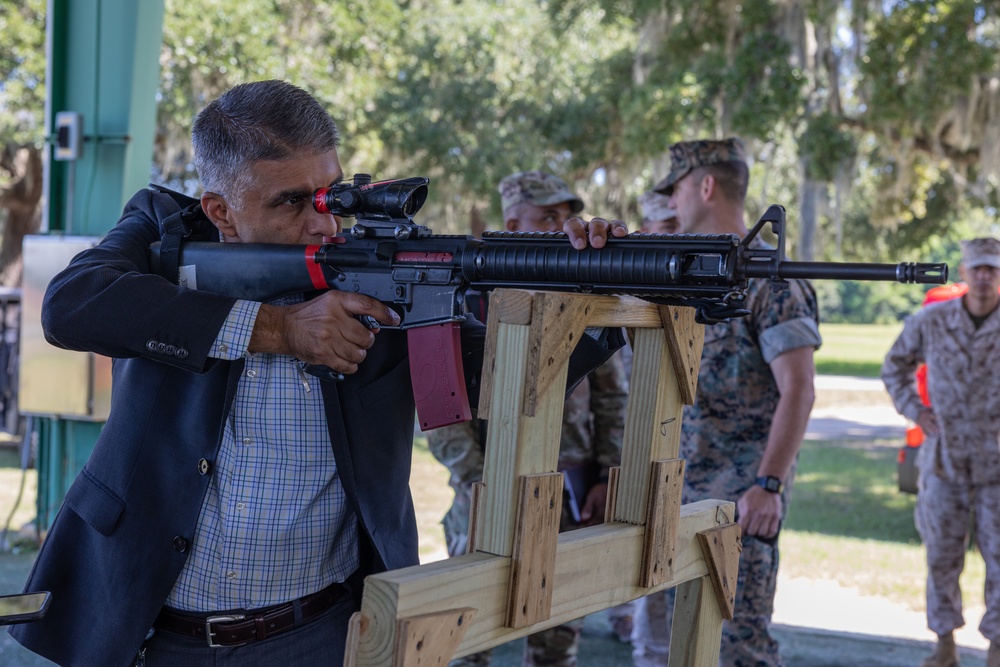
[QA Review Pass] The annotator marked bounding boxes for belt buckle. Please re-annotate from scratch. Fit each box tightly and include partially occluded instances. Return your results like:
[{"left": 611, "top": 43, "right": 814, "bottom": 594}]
[{"left": 205, "top": 614, "right": 246, "bottom": 648}]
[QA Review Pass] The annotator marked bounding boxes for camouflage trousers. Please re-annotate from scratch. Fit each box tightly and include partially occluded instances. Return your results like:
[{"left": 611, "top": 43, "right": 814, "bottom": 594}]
[
  {"left": 916, "top": 472, "right": 1000, "bottom": 641},
  {"left": 631, "top": 535, "right": 783, "bottom": 667},
  {"left": 443, "top": 483, "right": 587, "bottom": 667}
]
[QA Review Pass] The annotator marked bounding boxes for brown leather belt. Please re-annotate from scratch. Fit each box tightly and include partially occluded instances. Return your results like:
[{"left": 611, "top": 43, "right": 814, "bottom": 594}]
[{"left": 154, "top": 580, "right": 351, "bottom": 648}]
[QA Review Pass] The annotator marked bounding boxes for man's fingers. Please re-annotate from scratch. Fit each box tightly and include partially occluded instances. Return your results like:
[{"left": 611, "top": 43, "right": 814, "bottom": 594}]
[
  {"left": 562, "top": 217, "right": 628, "bottom": 250},
  {"left": 587, "top": 218, "right": 610, "bottom": 249},
  {"left": 342, "top": 293, "right": 401, "bottom": 328},
  {"left": 283, "top": 292, "right": 394, "bottom": 372},
  {"left": 563, "top": 217, "right": 588, "bottom": 249},
  {"left": 755, "top": 517, "right": 778, "bottom": 539}
]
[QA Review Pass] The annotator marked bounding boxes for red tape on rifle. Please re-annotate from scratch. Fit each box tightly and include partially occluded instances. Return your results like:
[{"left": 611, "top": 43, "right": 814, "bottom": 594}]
[{"left": 304, "top": 245, "right": 328, "bottom": 290}]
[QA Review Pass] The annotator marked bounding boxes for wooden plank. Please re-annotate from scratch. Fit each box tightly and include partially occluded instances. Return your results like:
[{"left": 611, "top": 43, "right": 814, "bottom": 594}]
[
  {"left": 477, "top": 322, "right": 567, "bottom": 557},
  {"left": 604, "top": 466, "right": 620, "bottom": 521},
  {"left": 481, "top": 291, "right": 665, "bottom": 416},
  {"left": 506, "top": 473, "right": 563, "bottom": 629},
  {"left": 490, "top": 288, "right": 536, "bottom": 326},
  {"left": 523, "top": 292, "right": 592, "bottom": 417},
  {"left": 583, "top": 295, "right": 665, "bottom": 328},
  {"left": 667, "top": 577, "right": 724, "bottom": 667},
  {"left": 640, "top": 459, "right": 685, "bottom": 588},
  {"left": 352, "top": 500, "right": 734, "bottom": 664},
  {"left": 615, "top": 327, "right": 686, "bottom": 525},
  {"left": 659, "top": 305, "right": 704, "bottom": 406},
  {"left": 696, "top": 524, "right": 743, "bottom": 621},
  {"left": 478, "top": 290, "right": 534, "bottom": 416},
  {"left": 492, "top": 290, "right": 664, "bottom": 329},
  {"left": 392, "top": 608, "right": 477, "bottom": 667},
  {"left": 467, "top": 481, "right": 485, "bottom": 554},
  {"left": 524, "top": 292, "right": 593, "bottom": 417},
  {"left": 344, "top": 611, "right": 363, "bottom": 667}
]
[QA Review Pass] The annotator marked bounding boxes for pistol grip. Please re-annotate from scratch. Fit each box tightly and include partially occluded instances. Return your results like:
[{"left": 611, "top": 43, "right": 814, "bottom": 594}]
[
  {"left": 407, "top": 322, "right": 472, "bottom": 430},
  {"left": 302, "top": 364, "right": 345, "bottom": 383}
]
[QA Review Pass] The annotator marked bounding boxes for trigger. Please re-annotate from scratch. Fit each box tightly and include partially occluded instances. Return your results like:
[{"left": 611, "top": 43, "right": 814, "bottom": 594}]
[{"left": 358, "top": 315, "right": 380, "bottom": 329}]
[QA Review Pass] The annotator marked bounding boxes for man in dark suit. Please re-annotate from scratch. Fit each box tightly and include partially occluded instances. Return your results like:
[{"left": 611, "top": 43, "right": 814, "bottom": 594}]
[{"left": 10, "top": 80, "right": 626, "bottom": 667}]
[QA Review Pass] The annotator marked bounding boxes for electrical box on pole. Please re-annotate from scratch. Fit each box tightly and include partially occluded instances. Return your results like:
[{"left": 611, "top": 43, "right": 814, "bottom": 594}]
[{"left": 53, "top": 111, "right": 83, "bottom": 161}]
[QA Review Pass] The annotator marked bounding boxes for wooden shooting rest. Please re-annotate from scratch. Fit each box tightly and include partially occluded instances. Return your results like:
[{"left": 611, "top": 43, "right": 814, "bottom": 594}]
[{"left": 343, "top": 289, "right": 742, "bottom": 667}]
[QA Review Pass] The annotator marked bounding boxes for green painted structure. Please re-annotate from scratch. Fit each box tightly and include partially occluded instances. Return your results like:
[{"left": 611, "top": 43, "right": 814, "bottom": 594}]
[{"left": 35, "top": 0, "right": 165, "bottom": 530}]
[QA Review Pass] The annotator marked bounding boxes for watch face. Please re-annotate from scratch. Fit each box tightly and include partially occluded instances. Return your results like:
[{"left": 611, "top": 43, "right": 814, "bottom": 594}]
[{"left": 757, "top": 476, "right": 782, "bottom": 493}]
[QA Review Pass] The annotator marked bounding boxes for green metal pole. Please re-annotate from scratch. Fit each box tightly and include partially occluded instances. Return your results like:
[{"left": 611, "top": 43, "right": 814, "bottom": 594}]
[{"left": 35, "top": 0, "right": 164, "bottom": 530}]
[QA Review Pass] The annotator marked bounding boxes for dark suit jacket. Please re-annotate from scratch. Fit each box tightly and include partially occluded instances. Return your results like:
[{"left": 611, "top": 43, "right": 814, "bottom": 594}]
[{"left": 11, "top": 186, "right": 618, "bottom": 667}]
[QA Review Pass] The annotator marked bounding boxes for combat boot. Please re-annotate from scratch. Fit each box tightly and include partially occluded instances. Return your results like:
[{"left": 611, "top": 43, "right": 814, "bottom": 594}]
[
  {"left": 988, "top": 640, "right": 1000, "bottom": 667},
  {"left": 920, "top": 632, "right": 958, "bottom": 667}
]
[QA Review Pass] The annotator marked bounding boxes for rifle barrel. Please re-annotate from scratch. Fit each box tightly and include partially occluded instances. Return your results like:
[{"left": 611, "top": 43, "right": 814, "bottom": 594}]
[{"left": 743, "top": 260, "right": 948, "bottom": 285}]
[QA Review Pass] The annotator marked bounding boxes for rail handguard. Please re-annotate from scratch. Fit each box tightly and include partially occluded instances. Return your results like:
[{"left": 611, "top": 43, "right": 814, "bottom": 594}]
[{"left": 150, "top": 174, "right": 947, "bottom": 429}]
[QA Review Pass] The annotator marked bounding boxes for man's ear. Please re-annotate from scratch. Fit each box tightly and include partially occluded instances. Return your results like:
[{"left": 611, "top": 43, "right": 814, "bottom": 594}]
[
  {"left": 201, "top": 192, "right": 238, "bottom": 240},
  {"left": 699, "top": 173, "right": 716, "bottom": 202},
  {"left": 957, "top": 262, "right": 967, "bottom": 283},
  {"left": 504, "top": 216, "right": 519, "bottom": 232}
]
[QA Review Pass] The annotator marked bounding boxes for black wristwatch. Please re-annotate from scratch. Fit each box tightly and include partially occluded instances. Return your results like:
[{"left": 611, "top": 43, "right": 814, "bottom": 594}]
[{"left": 755, "top": 475, "right": 784, "bottom": 494}]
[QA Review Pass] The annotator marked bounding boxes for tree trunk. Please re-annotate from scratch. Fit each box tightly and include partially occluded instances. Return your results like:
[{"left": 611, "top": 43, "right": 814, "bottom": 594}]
[
  {"left": 798, "top": 157, "right": 817, "bottom": 261},
  {"left": 469, "top": 204, "right": 487, "bottom": 238},
  {"left": 0, "top": 143, "right": 44, "bottom": 286}
]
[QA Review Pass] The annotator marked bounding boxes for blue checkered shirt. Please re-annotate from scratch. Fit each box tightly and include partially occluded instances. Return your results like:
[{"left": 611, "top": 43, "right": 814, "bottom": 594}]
[{"left": 166, "top": 295, "right": 359, "bottom": 612}]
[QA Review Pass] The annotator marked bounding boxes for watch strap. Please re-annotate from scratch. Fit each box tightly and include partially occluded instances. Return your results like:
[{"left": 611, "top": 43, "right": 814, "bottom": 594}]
[{"left": 755, "top": 475, "right": 784, "bottom": 494}]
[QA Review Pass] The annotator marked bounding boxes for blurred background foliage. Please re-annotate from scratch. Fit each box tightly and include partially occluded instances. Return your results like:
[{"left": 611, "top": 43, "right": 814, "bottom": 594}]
[{"left": 2, "top": 0, "right": 999, "bottom": 322}]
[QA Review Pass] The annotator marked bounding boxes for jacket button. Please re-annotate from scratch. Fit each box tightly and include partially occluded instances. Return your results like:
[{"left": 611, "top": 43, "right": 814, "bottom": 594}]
[
  {"left": 173, "top": 536, "right": 188, "bottom": 552},
  {"left": 165, "top": 345, "right": 176, "bottom": 355},
  {"left": 146, "top": 340, "right": 158, "bottom": 352},
  {"left": 157, "top": 342, "right": 168, "bottom": 354},
  {"left": 176, "top": 348, "right": 189, "bottom": 360},
  {"left": 198, "top": 458, "right": 210, "bottom": 475}
]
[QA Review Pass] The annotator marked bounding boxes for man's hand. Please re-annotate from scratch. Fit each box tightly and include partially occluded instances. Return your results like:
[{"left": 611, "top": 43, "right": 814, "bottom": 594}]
[
  {"left": 250, "top": 291, "right": 400, "bottom": 373},
  {"left": 736, "top": 485, "right": 782, "bottom": 540},
  {"left": 563, "top": 217, "right": 629, "bottom": 250},
  {"left": 916, "top": 408, "right": 940, "bottom": 437},
  {"left": 579, "top": 481, "right": 609, "bottom": 527}
]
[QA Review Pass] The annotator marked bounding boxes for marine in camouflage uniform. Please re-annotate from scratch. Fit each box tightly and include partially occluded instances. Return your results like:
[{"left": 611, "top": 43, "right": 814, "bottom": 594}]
[
  {"left": 881, "top": 237, "right": 1000, "bottom": 667},
  {"left": 426, "top": 171, "right": 629, "bottom": 667},
  {"left": 630, "top": 138, "right": 821, "bottom": 667}
]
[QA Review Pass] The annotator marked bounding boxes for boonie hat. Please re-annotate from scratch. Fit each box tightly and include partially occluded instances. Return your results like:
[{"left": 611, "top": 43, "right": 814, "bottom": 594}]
[
  {"left": 499, "top": 171, "right": 585, "bottom": 215},
  {"left": 653, "top": 137, "right": 747, "bottom": 196},
  {"left": 638, "top": 191, "right": 676, "bottom": 223},
  {"left": 960, "top": 237, "right": 1000, "bottom": 269}
]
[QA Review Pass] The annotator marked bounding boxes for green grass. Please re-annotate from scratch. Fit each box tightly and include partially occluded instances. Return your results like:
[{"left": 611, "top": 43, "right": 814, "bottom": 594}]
[
  {"left": 0, "top": 447, "right": 38, "bottom": 550},
  {"left": 815, "top": 322, "right": 903, "bottom": 377},
  {"left": 410, "top": 435, "right": 453, "bottom": 562},
  {"left": 784, "top": 438, "right": 919, "bottom": 543},
  {"left": 781, "top": 437, "right": 986, "bottom": 612}
]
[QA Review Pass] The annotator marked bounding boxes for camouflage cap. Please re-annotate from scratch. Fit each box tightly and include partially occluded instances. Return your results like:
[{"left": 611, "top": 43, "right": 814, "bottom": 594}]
[
  {"left": 961, "top": 237, "right": 1000, "bottom": 269},
  {"left": 637, "top": 191, "right": 675, "bottom": 222},
  {"left": 498, "top": 171, "right": 584, "bottom": 215},
  {"left": 653, "top": 137, "right": 747, "bottom": 196}
]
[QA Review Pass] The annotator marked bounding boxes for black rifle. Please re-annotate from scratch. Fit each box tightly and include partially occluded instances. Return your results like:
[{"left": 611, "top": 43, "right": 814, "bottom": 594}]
[{"left": 149, "top": 174, "right": 947, "bottom": 429}]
